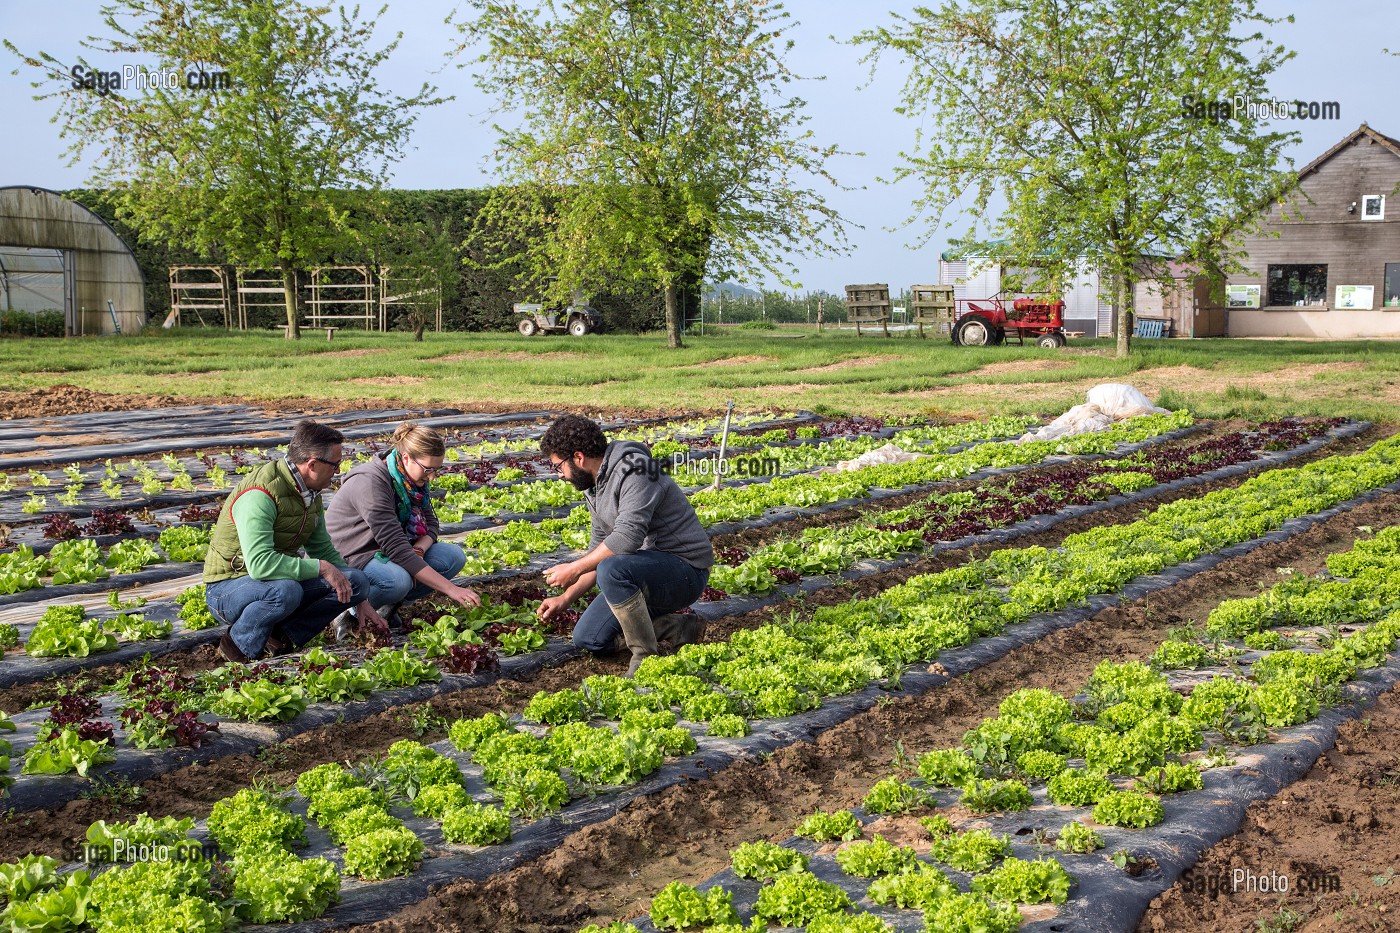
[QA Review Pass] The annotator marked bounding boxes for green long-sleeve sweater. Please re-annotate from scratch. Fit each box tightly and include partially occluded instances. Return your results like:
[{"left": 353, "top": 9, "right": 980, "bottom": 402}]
[{"left": 231, "top": 491, "right": 345, "bottom": 580}]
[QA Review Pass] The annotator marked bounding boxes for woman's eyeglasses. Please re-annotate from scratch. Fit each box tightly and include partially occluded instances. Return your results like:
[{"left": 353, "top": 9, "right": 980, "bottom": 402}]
[{"left": 404, "top": 451, "right": 441, "bottom": 477}]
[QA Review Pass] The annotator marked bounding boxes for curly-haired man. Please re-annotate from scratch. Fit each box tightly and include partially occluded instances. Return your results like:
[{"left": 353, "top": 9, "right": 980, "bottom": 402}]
[{"left": 535, "top": 414, "right": 713, "bottom": 675}]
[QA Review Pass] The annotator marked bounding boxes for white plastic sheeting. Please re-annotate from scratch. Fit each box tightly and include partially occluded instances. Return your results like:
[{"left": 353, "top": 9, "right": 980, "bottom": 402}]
[
  {"left": 1018, "top": 384, "right": 1171, "bottom": 443},
  {"left": 830, "top": 443, "right": 927, "bottom": 472}
]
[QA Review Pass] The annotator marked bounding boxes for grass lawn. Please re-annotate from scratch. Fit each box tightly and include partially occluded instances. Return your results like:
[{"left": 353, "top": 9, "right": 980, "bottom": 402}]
[{"left": 0, "top": 326, "right": 1396, "bottom": 421}]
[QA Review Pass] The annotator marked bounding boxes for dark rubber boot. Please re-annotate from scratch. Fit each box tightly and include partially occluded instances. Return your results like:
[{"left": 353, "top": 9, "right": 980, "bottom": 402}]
[
  {"left": 652, "top": 612, "right": 704, "bottom": 650},
  {"left": 609, "top": 590, "right": 658, "bottom": 677}
]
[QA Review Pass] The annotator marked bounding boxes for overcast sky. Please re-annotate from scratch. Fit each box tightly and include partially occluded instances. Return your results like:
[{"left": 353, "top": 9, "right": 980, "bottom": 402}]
[{"left": 1, "top": 1, "right": 1396, "bottom": 294}]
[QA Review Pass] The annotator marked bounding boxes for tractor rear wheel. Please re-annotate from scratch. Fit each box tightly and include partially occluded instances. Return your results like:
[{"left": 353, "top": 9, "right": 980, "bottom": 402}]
[
  {"left": 518, "top": 318, "right": 539, "bottom": 336},
  {"left": 568, "top": 317, "right": 591, "bottom": 337},
  {"left": 953, "top": 315, "right": 998, "bottom": 347}
]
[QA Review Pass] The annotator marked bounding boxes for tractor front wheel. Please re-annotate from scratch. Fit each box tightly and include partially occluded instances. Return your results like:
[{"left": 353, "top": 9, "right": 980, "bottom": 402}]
[
  {"left": 518, "top": 318, "right": 539, "bottom": 336},
  {"left": 1036, "top": 333, "right": 1064, "bottom": 349},
  {"left": 953, "top": 315, "right": 999, "bottom": 347}
]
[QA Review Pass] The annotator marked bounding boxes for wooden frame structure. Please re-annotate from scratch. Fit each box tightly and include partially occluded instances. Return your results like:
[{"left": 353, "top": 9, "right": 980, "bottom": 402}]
[
  {"left": 167, "top": 265, "right": 230, "bottom": 327},
  {"left": 910, "top": 284, "right": 956, "bottom": 338},
  {"left": 844, "top": 283, "right": 891, "bottom": 336},
  {"left": 235, "top": 268, "right": 293, "bottom": 331},
  {"left": 307, "top": 265, "right": 377, "bottom": 331},
  {"left": 171, "top": 264, "right": 447, "bottom": 334}
]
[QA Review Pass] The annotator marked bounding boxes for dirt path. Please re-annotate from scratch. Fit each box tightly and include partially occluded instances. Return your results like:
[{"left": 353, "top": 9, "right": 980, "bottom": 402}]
[
  {"left": 911, "top": 361, "right": 1370, "bottom": 405},
  {"left": 1139, "top": 693, "right": 1400, "bottom": 932},
  {"left": 0, "top": 384, "right": 730, "bottom": 423}
]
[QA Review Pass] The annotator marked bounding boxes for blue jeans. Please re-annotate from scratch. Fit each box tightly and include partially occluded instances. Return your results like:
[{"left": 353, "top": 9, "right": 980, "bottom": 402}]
[
  {"left": 360, "top": 542, "right": 468, "bottom": 608},
  {"left": 572, "top": 551, "right": 709, "bottom": 653},
  {"left": 206, "top": 568, "right": 369, "bottom": 658}
]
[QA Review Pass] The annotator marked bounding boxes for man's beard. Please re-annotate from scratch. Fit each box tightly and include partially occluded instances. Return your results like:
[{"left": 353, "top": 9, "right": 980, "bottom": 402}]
[{"left": 565, "top": 465, "right": 595, "bottom": 491}]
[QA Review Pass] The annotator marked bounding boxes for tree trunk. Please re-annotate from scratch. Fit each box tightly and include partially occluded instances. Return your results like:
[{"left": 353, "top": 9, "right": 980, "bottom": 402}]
[
  {"left": 664, "top": 282, "right": 684, "bottom": 349},
  {"left": 1115, "top": 273, "right": 1133, "bottom": 359},
  {"left": 281, "top": 262, "right": 300, "bottom": 340},
  {"left": 412, "top": 315, "right": 425, "bottom": 342}
]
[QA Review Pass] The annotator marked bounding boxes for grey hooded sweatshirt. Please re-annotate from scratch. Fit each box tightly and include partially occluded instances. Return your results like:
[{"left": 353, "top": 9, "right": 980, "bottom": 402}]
[
  {"left": 584, "top": 440, "right": 713, "bottom": 570},
  {"left": 325, "top": 451, "right": 437, "bottom": 576}
]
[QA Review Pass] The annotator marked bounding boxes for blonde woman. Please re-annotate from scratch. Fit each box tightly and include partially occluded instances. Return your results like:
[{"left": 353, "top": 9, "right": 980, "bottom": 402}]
[{"left": 327, "top": 422, "right": 479, "bottom": 622}]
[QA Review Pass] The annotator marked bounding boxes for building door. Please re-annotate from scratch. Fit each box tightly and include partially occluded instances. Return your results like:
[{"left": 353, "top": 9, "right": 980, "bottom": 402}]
[
  {"left": 1193, "top": 306, "right": 1226, "bottom": 337},
  {"left": 0, "top": 246, "right": 72, "bottom": 334},
  {"left": 63, "top": 250, "right": 77, "bottom": 335},
  {"left": 1191, "top": 277, "right": 1226, "bottom": 336}
]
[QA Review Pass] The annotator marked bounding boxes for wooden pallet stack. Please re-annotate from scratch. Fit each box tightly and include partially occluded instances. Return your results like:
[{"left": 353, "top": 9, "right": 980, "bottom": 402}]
[
  {"left": 910, "top": 284, "right": 955, "bottom": 338},
  {"left": 844, "top": 284, "right": 891, "bottom": 336}
]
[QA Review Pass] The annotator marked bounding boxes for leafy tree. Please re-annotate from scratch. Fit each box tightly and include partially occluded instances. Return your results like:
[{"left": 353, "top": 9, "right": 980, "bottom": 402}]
[
  {"left": 854, "top": 0, "right": 1297, "bottom": 356},
  {"left": 6, "top": 0, "right": 443, "bottom": 338},
  {"left": 369, "top": 216, "right": 456, "bottom": 342},
  {"left": 454, "top": 0, "right": 849, "bottom": 348}
]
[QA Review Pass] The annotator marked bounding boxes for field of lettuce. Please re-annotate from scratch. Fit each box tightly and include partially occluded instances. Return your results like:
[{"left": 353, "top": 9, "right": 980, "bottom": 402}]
[{"left": 0, "top": 400, "right": 1396, "bottom": 933}]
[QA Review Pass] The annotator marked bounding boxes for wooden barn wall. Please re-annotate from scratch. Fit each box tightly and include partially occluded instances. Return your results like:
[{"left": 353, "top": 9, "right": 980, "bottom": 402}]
[{"left": 1223, "top": 135, "right": 1400, "bottom": 338}]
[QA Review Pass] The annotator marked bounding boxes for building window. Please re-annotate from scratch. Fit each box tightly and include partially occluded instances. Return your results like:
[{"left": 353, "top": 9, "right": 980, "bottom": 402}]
[
  {"left": 1362, "top": 194, "right": 1386, "bottom": 221},
  {"left": 1386, "top": 263, "right": 1400, "bottom": 309},
  {"left": 1267, "top": 264, "right": 1328, "bottom": 307}
]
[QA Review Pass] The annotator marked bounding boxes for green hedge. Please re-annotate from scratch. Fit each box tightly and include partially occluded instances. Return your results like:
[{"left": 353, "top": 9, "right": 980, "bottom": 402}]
[{"left": 70, "top": 189, "right": 698, "bottom": 335}]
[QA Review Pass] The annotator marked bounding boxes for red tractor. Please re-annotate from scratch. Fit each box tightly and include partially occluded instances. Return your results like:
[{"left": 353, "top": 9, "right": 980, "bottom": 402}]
[{"left": 950, "top": 293, "right": 1068, "bottom": 348}]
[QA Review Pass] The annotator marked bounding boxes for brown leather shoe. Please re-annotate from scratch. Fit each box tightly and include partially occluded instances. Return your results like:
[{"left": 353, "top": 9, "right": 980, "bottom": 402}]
[
  {"left": 262, "top": 634, "right": 293, "bottom": 658},
  {"left": 218, "top": 630, "right": 251, "bottom": 664}
]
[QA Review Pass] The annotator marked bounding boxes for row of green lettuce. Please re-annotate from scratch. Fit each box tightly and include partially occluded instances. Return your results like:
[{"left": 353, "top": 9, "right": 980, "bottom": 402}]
[
  {"left": 435, "top": 413, "right": 1188, "bottom": 522},
  {"left": 434, "top": 415, "right": 1027, "bottom": 518},
  {"left": 662, "top": 417, "right": 1037, "bottom": 487},
  {"left": 0, "top": 528, "right": 211, "bottom": 598}
]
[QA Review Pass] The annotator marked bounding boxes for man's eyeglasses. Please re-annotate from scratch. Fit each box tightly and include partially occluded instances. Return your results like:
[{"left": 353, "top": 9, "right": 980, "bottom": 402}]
[
  {"left": 549, "top": 456, "right": 569, "bottom": 475},
  {"left": 311, "top": 457, "right": 342, "bottom": 470}
]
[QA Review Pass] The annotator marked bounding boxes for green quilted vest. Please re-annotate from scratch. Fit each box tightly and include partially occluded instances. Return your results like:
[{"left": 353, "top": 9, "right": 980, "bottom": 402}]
[{"left": 203, "top": 460, "right": 322, "bottom": 583}]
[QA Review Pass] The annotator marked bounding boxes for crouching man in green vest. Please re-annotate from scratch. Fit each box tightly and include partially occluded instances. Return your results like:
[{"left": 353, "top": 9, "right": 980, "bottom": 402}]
[{"left": 203, "top": 420, "right": 386, "bottom": 662}]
